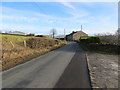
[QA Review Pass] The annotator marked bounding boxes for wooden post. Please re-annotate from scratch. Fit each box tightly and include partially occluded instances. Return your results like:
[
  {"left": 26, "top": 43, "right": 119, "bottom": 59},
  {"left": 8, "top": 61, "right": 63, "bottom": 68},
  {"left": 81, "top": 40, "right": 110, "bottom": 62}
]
[
  {"left": 24, "top": 40, "right": 27, "bottom": 48},
  {"left": 10, "top": 41, "right": 14, "bottom": 48}
]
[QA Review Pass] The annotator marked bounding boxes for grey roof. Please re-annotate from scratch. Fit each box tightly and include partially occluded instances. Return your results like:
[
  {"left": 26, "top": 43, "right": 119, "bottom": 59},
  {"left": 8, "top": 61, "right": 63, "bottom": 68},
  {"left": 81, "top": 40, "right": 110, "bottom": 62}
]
[
  {"left": 56, "top": 35, "right": 66, "bottom": 38},
  {"left": 67, "top": 30, "right": 87, "bottom": 36}
]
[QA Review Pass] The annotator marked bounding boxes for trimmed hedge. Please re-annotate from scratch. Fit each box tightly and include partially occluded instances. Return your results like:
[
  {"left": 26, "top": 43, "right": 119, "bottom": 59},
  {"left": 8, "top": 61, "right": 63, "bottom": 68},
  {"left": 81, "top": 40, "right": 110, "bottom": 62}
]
[{"left": 80, "top": 36, "right": 100, "bottom": 43}]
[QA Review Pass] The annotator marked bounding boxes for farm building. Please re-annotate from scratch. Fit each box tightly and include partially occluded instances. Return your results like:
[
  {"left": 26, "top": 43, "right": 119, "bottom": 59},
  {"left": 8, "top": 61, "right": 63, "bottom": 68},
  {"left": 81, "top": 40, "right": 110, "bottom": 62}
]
[
  {"left": 66, "top": 31, "right": 88, "bottom": 41},
  {"left": 56, "top": 35, "right": 66, "bottom": 40}
]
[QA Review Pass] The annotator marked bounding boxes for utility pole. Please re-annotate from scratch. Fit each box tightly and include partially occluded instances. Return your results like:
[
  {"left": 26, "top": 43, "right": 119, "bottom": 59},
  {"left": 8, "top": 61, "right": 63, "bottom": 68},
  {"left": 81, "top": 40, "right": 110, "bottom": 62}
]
[
  {"left": 64, "top": 28, "right": 66, "bottom": 40},
  {"left": 64, "top": 28, "right": 65, "bottom": 36},
  {"left": 81, "top": 25, "right": 82, "bottom": 31}
]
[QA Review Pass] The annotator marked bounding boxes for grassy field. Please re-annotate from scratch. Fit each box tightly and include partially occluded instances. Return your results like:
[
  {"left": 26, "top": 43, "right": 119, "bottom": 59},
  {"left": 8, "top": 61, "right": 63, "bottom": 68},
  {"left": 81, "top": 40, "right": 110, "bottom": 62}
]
[{"left": 1, "top": 34, "right": 67, "bottom": 71}]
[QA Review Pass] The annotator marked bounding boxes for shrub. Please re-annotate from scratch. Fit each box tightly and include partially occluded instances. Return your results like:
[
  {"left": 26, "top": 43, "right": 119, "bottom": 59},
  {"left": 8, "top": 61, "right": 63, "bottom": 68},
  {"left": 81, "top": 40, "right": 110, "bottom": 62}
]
[
  {"left": 35, "top": 35, "right": 45, "bottom": 37},
  {"left": 26, "top": 33, "right": 35, "bottom": 36},
  {"left": 95, "top": 32, "right": 119, "bottom": 45},
  {"left": 80, "top": 38, "right": 88, "bottom": 43},
  {"left": 87, "top": 37, "right": 100, "bottom": 43},
  {"left": 80, "top": 36, "right": 100, "bottom": 44}
]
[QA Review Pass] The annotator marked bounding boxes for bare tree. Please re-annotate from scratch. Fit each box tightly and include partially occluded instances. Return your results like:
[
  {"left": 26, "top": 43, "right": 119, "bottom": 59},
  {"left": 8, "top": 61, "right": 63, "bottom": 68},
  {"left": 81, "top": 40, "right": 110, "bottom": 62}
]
[
  {"left": 50, "top": 28, "right": 57, "bottom": 38},
  {"left": 115, "top": 29, "right": 120, "bottom": 45},
  {"left": 115, "top": 29, "right": 120, "bottom": 36},
  {"left": 95, "top": 31, "right": 119, "bottom": 45}
]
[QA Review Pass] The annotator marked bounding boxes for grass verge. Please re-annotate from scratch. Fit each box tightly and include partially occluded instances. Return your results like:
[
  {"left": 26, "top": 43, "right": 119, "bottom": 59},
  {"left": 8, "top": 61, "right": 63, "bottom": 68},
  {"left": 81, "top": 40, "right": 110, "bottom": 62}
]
[{"left": 2, "top": 34, "right": 67, "bottom": 71}]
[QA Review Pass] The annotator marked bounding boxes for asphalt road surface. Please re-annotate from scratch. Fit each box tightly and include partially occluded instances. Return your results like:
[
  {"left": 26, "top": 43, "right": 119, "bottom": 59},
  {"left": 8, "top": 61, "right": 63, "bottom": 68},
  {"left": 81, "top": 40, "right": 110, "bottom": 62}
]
[{"left": 2, "top": 42, "right": 91, "bottom": 88}]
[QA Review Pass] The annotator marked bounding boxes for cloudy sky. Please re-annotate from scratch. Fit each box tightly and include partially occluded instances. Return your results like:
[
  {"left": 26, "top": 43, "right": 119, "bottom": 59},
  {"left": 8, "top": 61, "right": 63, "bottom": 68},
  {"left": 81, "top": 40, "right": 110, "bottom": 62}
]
[{"left": 0, "top": 2, "right": 118, "bottom": 35}]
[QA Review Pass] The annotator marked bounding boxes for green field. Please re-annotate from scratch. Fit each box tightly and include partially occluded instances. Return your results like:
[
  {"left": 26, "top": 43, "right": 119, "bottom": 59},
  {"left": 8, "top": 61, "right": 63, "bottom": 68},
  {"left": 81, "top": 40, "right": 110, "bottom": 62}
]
[{"left": 1, "top": 34, "right": 34, "bottom": 37}]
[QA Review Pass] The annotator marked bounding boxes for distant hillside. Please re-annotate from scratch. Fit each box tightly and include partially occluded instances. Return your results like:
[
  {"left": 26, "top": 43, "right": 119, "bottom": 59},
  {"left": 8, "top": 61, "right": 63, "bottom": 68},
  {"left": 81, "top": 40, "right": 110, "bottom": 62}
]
[{"left": 9, "top": 31, "right": 27, "bottom": 35}]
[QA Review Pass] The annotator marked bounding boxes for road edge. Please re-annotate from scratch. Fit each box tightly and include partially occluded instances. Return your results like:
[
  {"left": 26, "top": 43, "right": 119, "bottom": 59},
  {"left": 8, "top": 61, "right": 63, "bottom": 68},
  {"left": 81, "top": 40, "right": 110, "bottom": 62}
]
[
  {"left": 2, "top": 44, "right": 67, "bottom": 73},
  {"left": 85, "top": 52, "right": 99, "bottom": 89}
]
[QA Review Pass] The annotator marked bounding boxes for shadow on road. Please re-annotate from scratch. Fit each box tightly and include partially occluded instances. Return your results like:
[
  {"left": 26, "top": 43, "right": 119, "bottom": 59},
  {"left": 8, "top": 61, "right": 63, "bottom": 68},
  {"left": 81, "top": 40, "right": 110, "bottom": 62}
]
[
  {"left": 54, "top": 42, "right": 92, "bottom": 88},
  {"left": 56, "top": 42, "right": 83, "bottom": 53}
]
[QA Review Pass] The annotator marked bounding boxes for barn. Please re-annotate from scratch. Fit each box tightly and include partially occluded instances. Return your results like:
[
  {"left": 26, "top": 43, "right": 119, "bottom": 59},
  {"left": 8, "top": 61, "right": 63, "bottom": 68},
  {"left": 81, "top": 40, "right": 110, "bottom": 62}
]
[{"left": 66, "top": 31, "right": 88, "bottom": 41}]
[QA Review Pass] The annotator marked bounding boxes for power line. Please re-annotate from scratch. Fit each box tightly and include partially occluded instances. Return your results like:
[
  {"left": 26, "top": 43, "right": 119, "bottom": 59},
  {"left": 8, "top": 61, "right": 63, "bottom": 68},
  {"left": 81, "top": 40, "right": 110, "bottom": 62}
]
[{"left": 32, "top": 1, "right": 46, "bottom": 14}]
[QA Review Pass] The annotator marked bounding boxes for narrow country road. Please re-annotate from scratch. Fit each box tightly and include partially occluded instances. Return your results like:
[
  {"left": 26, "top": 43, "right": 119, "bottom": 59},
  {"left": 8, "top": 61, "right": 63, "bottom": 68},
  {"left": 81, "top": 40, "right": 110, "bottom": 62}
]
[{"left": 2, "top": 42, "right": 91, "bottom": 88}]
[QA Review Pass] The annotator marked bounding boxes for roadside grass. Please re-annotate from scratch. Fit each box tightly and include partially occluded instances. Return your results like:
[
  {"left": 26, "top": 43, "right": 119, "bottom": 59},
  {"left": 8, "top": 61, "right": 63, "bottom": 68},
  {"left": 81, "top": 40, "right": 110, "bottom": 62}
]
[{"left": 2, "top": 34, "right": 67, "bottom": 71}]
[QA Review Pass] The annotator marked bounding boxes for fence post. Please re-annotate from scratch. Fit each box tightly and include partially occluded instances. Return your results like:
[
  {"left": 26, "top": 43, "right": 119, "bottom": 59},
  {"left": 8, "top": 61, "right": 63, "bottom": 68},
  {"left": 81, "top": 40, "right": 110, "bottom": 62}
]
[
  {"left": 24, "top": 40, "right": 27, "bottom": 48},
  {"left": 10, "top": 41, "right": 14, "bottom": 48}
]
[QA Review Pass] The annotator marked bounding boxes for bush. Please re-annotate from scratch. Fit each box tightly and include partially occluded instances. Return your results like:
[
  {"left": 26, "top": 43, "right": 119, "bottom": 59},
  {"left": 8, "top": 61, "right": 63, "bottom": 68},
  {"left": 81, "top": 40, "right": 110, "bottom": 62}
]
[
  {"left": 88, "top": 37, "right": 100, "bottom": 43},
  {"left": 80, "top": 36, "right": 100, "bottom": 44},
  {"left": 26, "top": 33, "right": 35, "bottom": 36},
  {"left": 35, "top": 35, "right": 45, "bottom": 37},
  {"left": 95, "top": 32, "right": 119, "bottom": 45}
]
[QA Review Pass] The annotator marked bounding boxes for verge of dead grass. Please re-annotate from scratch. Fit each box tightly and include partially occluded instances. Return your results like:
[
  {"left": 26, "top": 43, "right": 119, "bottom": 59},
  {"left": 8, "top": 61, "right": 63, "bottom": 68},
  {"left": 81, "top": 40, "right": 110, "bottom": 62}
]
[{"left": 2, "top": 34, "right": 67, "bottom": 71}]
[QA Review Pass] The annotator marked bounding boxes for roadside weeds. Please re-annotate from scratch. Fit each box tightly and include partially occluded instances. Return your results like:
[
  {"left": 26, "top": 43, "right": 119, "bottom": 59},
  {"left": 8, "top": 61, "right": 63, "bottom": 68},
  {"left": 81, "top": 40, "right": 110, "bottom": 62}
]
[{"left": 2, "top": 34, "right": 67, "bottom": 71}]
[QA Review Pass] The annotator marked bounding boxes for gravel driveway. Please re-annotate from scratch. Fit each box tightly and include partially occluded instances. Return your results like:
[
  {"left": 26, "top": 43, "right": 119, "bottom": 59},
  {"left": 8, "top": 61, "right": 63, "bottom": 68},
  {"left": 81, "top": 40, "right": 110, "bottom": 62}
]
[{"left": 86, "top": 52, "right": 118, "bottom": 88}]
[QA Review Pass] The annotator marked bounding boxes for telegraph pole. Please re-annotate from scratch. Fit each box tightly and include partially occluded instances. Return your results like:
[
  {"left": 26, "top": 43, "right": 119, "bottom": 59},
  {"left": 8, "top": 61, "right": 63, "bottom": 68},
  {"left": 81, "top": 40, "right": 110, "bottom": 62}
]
[
  {"left": 64, "top": 28, "right": 66, "bottom": 40},
  {"left": 64, "top": 28, "right": 65, "bottom": 36},
  {"left": 81, "top": 25, "right": 83, "bottom": 31}
]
